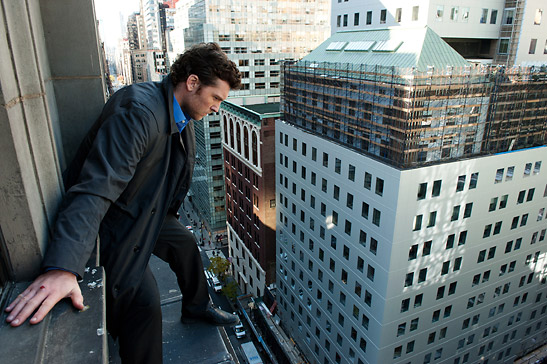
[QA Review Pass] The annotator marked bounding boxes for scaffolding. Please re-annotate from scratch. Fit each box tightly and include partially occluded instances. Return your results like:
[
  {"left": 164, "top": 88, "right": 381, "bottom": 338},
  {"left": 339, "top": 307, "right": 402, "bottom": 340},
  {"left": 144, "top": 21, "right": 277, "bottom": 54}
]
[{"left": 281, "top": 61, "right": 547, "bottom": 169}]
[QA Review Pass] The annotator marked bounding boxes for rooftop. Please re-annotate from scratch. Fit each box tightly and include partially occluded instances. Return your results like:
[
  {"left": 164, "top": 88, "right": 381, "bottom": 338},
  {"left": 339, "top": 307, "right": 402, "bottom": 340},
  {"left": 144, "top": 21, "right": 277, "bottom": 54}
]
[
  {"left": 303, "top": 26, "right": 469, "bottom": 71},
  {"left": 243, "top": 103, "right": 280, "bottom": 116}
]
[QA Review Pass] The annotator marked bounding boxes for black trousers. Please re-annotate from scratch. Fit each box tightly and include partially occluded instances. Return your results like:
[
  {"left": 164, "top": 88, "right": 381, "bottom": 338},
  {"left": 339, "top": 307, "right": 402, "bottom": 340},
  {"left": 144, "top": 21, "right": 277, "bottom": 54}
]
[{"left": 117, "top": 214, "right": 211, "bottom": 364}]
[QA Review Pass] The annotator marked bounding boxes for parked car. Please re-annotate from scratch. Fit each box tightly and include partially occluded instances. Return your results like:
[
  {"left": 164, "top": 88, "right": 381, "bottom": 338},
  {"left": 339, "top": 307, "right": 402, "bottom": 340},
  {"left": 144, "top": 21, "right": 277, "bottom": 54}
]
[
  {"left": 186, "top": 225, "right": 193, "bottom": 233},
  {"left": 211, "top": 275, "right": 223, "bottom": 292},
  {"left": 233, "top": 322, "right": 246, "bottom": 339}
]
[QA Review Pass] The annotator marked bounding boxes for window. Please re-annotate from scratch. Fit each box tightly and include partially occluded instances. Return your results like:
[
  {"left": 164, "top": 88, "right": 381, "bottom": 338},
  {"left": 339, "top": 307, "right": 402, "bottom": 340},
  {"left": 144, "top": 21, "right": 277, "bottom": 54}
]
[
  {"left": 397, "top": 322, "right": 406, "bottom": 336},
  {"left": 524, "top": 162, "right": 532, "bottom": 176},
  {"left": 364, "top": 172, "right": 372, "bottom": 190},
  {"left": 366, "top": 11, "right": 372, "bottom": 25},
  {"left": 412, "top": 6, "right": 419, "bottom": 21},
  {"left": 499, "top": 39, "right": 510, "bottom": 54},
  {"left": 334, "top": 158, "right": 341, "bottom": 174},
  {"left": 414, "top": 215, "right": 423, "bottom": 230},
  {"left": 367, "top": 265, "right": 375, "bottom": 281},
  {"left": 346, "top": 193, "right": 354, "bottom": 209},
  {"left": 414, "top": 294, "right": 423, "bottom": 308},
  {"left": 456, "top": 175, "right": 466, "bottom": 192},
  {"left": 436, "top": 5, "right": 444, "bottom": 20},
  {"left": 432, "top": 180, "right": 442, "bottom": 197},
  {"left": 450, "top": 6, "right": 459, "bottom": 21},
  {"left": 410, "top": 318, "right": 419, "bottom": 331},
  {"left": 418, "top": 268, "right": 427, "bottom": 283},
  {"left": 534, "top": 161, "right": 542, "bottom": 174},
  {"left": 423, "top": 240, "right": 432, "bottom": 256},
  {"left": 401, "top": 298, "right": 410, "bottom": 312},
  {"left": 529, "top": 39, "right": 537, "bottom": 54},
  {"left": 380, "top": 9, "right": 387, "bottom": 24},
  {"left": 458, "top": 231, "right": 467, "bottom": 246},
  {"left": 446, "top": 234, "right": 455, "bottom": 249},
  {"left": 495, "top": 168, "right": 504, "bottom": 183},
  {"left": 441, "top": 261, "right": 450, "bottom": 275},
  {"left": 359, "top": 230, "right": 367, "bottom": 247},
  {"left": 461, "top": 7, "right": 469, "bottom": 22},
  {"left": 409, "top": 244, "right": 418, "bottom": 260},
  {"left": 494, "top": 221, "right": 502, "bottom": 235},
  {"left": 451, "top": 205, "right": 461, "bottom": 221},
  {"left": 498, "top": 194, "right": 508, "bottom": 209},
  {"left": 491, "top": 9, "right": 498, "bottom": 24},
  {"left": 372, "top": 209, "right": 381, "bottom": 226},
  {"left": 480, "top": 8, "right": 488, "bottom": 23},
  {"left": 405, "top": 272, "right": 414, "bottom": 287},
  {"left": 348, "top": 165, "right": 355, "bottom": 181},
  {"left": 418, "top": 182, "right": 427, "bottom": 200},
  {"left": 395, "top": 8, "right": 402, "bottom": 22},
  {"left": 362, "top": 202, "right": 369, "bottom": 219},
  {"left": 463, "top": 203, "right": 473, "bottom": 218},
  {"left": 345, "top": 220, "right": 352, "bottom": 235},
  {"left": 469, "top": 172, "right": 478, "bottom": 189},
  {"left": 534, "top": 8, "right": 542, "bottom": 25},
  {"left": 354, "top": 12, "right": 360, "bottom": 26},
  {"left": 375, "top": 178, "right": 384, "bottom": 196},
  {"left": 427, "top": 211, "right": 437, "bottom": 227},
  {"left": 503, "top": 9, "right": 515, "bottom": 25},
  {"left": 343, "top": 14, "right": 348, "bottom": 27},
  {"left": 489, "top": 197, "right": 498, "bottom": 212},
  {"left": 370, "top": 238, "right": 377, "bottom": 255}
]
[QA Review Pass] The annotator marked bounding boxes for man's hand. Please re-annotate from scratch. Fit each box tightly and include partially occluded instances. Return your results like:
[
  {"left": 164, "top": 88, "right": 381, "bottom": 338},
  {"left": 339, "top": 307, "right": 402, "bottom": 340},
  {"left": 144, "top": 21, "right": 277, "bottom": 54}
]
[{"left": 4, "top": 269, "right": 84, "bottom": 326}]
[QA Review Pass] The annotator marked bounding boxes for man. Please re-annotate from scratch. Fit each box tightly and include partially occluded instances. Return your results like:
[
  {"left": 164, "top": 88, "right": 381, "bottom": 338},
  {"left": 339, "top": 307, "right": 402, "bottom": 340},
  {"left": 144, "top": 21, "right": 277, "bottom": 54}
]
[{"left": 5, "top": 43, "right": 241, "bottom": 363}]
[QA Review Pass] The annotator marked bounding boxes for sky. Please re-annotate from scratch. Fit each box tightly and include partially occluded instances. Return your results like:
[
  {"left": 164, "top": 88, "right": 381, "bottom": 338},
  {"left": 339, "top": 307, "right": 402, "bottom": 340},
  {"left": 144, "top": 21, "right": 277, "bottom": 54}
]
[{"left": 94, "top": 0, "right": 140, "bottom": 47}]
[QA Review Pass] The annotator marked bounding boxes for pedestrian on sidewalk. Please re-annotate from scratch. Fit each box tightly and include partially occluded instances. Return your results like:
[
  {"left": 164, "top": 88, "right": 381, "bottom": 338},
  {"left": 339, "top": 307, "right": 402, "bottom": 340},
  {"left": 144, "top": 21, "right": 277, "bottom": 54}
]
[{"left": 5, "top": 43, "right": 241, "bottom": 364}]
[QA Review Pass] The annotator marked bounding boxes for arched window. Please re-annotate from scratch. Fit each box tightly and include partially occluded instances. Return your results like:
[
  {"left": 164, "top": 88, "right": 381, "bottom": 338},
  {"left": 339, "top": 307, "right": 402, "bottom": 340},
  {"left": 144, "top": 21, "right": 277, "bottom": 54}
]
[
  {"left": 236, "top": 123, "right": 242, "bottom": 154},
  {"left": 223, "top": 115, "right": 228, "bottom": 144},
  {"left": 243, "top": 126, "right": 249, "bottom": 160},
  {"left": 252, "top": 130, "right": 258, "bottom": 166},
  {"left": 230, "top": 119, "right": 235, "bottom": 148}
]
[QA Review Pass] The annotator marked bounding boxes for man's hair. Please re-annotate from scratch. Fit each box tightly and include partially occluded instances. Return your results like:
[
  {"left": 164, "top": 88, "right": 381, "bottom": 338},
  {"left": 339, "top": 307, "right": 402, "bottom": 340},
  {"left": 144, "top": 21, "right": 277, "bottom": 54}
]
[{"left": 170, "top": 43, "right": 241, "bottom": 90}]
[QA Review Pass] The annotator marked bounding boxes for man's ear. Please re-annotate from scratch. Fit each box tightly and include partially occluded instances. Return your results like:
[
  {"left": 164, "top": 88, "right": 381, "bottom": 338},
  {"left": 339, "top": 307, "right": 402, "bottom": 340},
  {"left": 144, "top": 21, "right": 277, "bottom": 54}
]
[{"left": 186, "top": 74, "right": 200, "bottom": 91}]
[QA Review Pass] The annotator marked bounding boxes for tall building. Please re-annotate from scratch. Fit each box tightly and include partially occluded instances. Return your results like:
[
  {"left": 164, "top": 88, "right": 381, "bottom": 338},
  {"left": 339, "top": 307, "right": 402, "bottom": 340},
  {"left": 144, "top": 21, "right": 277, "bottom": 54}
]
[
  {"left": 182, "top": 0, "right": 331, "bottom": 237},
  {"left": 276, "top": 27, "right": 547, "bottom": 364},
  {"left": 331, "top": 0, "right": 547, "bottom": 67},
  {"left": 141, "top": 0, "right": 163, "bottom": 50},
  {"left": 220, "top": 101, "right": 279, "bottom": 297}
]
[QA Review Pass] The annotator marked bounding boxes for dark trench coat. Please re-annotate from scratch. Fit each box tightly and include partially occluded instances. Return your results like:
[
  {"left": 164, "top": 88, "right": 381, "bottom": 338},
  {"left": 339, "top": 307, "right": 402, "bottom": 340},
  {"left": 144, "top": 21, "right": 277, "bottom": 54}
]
[{"left": 42, "top": 76, "right": 195, "bottom": 335}]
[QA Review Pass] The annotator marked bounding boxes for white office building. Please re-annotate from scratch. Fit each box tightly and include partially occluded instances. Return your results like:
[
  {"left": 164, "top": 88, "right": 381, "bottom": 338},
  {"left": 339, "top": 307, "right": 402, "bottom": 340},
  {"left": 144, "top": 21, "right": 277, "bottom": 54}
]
[
  {"left": 275, "top": 27, "right": 547, "bottom": 364},
  {"left": 331, "top": 0, "right": 547, "bottom": 66}
]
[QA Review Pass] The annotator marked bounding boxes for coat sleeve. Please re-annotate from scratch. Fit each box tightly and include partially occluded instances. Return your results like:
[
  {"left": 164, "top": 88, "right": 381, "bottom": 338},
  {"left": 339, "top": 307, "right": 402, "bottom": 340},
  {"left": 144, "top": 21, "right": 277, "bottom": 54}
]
[{"left": 42, "top": 105, "right": 160, "bottom": 278}]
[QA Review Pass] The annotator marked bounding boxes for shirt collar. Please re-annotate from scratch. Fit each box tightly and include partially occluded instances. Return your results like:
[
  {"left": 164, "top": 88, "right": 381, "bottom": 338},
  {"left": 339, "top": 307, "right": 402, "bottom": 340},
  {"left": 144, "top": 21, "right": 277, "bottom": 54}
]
[{"left": 173, "top": 94, "right": 191, "bottom": 133}]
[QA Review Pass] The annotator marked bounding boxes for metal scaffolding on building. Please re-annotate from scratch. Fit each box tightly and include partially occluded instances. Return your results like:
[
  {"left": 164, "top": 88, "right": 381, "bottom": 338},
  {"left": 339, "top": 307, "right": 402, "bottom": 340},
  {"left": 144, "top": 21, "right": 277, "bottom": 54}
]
[{"left": 282, "top": 61, "right": 547, "bottom": 169}]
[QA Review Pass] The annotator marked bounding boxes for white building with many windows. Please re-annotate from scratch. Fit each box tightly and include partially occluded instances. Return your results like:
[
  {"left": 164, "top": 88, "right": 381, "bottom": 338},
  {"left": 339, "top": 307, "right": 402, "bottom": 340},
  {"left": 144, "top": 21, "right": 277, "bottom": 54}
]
[
  {"left": 331, "top": 0, "right": 547, "bottom": 66},
  {"left": 275, "top": 27, "right": 547, "bottom": 364}
]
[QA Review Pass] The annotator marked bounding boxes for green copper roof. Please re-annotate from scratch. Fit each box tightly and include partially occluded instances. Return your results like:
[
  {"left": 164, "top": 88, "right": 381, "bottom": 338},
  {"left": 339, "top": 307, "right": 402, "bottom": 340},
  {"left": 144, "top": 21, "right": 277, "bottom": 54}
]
[{"left": 302, "top": 26, "right": 469, "bottom": 71}]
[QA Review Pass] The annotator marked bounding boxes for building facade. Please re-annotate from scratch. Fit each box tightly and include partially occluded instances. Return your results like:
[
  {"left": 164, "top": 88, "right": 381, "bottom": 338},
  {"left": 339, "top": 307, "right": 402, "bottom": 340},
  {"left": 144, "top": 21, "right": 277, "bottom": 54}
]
[
  {"left": 221, "top": 101, "right": 279, "bottom": 297},
  {"left": 182, "top": 0, "right": 331, "bottom": 235},
  {"left": 331, "top": 0, "right": 547, "bottom": 66},
  {"left": 276, "top": 27, "right": 547, "bottom": 364}
]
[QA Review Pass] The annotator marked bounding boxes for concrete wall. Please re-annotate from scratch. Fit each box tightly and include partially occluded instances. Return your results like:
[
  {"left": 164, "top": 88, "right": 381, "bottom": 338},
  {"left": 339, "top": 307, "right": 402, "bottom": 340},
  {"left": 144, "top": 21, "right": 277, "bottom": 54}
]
[{"left": 0, "top": 0, "right": 105, "bottom": 281}]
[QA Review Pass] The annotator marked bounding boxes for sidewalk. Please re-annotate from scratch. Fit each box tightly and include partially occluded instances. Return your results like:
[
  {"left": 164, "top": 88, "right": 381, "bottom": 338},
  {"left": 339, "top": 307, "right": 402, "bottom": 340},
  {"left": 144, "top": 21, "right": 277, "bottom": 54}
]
[{"left": 181, "top": 198, "right": 227, "bottom": 252}]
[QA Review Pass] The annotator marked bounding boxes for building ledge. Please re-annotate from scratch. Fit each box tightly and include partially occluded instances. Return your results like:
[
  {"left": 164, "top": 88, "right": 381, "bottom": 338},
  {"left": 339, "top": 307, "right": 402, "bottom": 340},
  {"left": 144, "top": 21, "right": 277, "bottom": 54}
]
[{"left": 0, "top": 266, "right": 107, "bottom": 364}]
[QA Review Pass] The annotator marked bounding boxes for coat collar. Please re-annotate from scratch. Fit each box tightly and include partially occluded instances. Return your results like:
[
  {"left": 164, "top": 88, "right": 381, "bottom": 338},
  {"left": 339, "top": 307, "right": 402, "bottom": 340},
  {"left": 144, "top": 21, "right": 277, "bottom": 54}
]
[{"left": 162, "top": 76, "right": 180, "bottom": 136}]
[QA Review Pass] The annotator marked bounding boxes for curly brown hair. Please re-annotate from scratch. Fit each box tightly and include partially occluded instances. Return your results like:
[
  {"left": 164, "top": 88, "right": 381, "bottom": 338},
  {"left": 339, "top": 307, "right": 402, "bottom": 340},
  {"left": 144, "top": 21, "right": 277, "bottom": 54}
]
[{"left": 170, "top": 43, "right": 241, "bottom": 90}]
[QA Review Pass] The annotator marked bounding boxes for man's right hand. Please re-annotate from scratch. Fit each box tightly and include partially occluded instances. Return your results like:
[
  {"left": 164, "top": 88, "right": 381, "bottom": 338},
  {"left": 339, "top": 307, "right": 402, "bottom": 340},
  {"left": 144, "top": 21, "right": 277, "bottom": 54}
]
[{"left": 4, "top": 269, "right": 84, "bottom": 326}]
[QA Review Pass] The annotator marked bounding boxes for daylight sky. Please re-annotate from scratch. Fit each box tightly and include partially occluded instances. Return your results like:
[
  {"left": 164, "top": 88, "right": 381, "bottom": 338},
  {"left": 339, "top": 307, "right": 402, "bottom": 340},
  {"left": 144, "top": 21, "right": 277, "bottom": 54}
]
[{"left": 94, "top": 0, "right": 140, "bottom": 47}]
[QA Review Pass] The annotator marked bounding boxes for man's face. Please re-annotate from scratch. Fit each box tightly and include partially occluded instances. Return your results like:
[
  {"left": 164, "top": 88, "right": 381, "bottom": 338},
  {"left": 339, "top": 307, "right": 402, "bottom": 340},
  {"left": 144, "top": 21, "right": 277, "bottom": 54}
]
[{"left": 181, "top": 76, "right": 230, "bottom": 121}]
